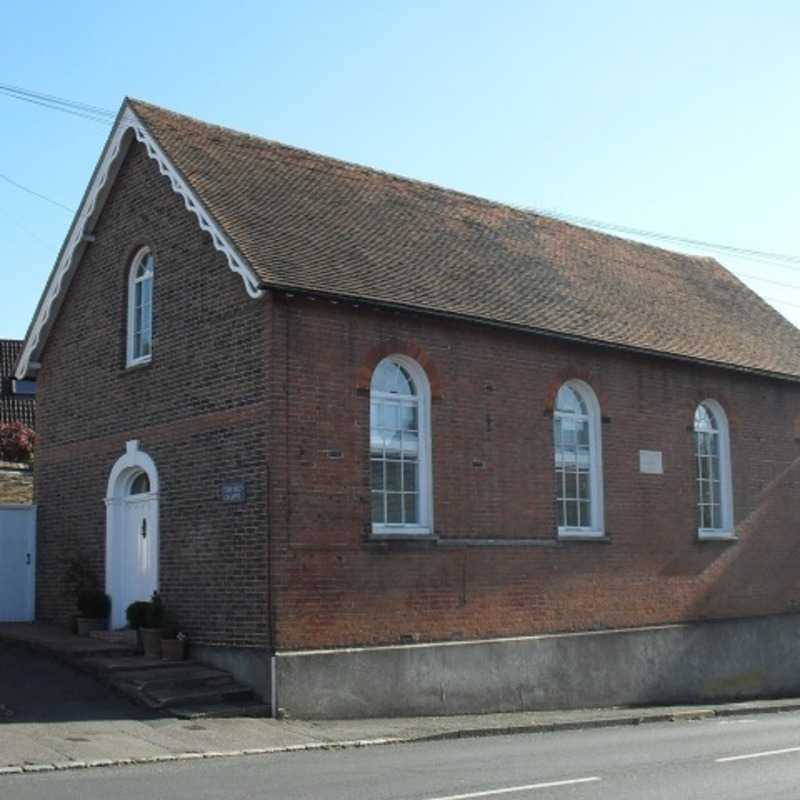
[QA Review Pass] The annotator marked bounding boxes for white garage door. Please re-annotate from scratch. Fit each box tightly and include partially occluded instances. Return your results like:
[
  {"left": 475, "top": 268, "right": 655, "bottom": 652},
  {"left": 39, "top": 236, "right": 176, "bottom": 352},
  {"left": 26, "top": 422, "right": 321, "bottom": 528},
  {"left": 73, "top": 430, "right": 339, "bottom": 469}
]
[{"left": 0, "top": 505, "right": 36, "bottom": 622}]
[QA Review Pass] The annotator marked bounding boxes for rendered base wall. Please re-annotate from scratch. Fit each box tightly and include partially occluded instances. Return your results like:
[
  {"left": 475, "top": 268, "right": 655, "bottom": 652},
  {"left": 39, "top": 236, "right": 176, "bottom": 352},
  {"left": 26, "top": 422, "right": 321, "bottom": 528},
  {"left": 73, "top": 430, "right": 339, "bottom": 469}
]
[{"left": 274, "top": 613, "right": 800, "bottom": 719}]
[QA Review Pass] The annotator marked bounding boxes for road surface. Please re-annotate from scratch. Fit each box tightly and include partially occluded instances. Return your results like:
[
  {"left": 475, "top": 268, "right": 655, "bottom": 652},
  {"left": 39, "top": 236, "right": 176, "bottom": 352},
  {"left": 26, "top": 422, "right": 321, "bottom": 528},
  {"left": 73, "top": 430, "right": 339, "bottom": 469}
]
[{"left": 6, "top": 709, "right": 800, "bottom": 798}]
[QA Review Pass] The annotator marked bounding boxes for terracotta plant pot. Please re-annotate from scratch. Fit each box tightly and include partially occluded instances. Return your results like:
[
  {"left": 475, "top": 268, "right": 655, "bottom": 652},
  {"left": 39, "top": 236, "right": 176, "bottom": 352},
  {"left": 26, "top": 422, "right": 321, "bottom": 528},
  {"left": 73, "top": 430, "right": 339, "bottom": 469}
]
[
  {"left": 76, "top": 617, "right": 107, "bottom": 637},
  {"left": 160, "top": 638, "right": 187, "bottom": 661},
  {"left": 140, "top": 627, "right": 163, "bottom": 658}
]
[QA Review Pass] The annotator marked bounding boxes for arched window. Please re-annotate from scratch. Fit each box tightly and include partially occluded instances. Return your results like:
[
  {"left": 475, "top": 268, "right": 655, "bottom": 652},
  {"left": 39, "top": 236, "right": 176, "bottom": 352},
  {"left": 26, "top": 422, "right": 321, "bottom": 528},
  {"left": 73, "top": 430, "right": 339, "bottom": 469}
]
[
  {"left": 127, "top": 248, "right": 154, "bottom": 366},
  {"left": 370, "top": 356, "right": 432, "bottom": 535},
  {"left": 553, "top": 380, "right": 604, "bottom": 537},
  {"left": 694, "top": 400, "right": 734, "bottom": 537}
]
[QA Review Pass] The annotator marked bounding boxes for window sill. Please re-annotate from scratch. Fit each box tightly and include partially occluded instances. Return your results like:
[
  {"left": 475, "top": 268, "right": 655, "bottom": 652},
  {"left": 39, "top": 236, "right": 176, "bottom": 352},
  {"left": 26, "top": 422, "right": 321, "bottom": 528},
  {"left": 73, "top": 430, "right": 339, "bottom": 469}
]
[
  {"left": 558, "top": 529, "right": 607, "bottom": 542},
  {"left": 697, "top": 530, "right": 737, "bottom": 542},
  {"left": 370, "top": 526, "right": 434, "bottom": 540},
  {"left": 121, "top": 358, "right": 152, "bottom": 374}
]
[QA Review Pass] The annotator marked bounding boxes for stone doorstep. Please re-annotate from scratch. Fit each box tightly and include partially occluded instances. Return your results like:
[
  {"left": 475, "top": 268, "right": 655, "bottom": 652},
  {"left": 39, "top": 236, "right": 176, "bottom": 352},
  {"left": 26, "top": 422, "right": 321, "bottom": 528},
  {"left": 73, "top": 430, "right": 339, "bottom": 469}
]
[
  {"left": 88, "top": 629, "right": 138, "bottom": 647},
  {"left": 82, "top": 653, "right": 260, "bottom": 714},
  {"left": 79, "top": 653, "right": 188, "bottom": 673},
  {"left": 111, "top": 666, "right": 239, "bottom": 691},
  {"left": 95, "top": 656, "right": 254, "bottom": 715},
  {"left": 111, "top": 672, "right": 254, "bottom": 710},
  {"left": 144, "top": 683, "right": 255, "bottom": 708}
]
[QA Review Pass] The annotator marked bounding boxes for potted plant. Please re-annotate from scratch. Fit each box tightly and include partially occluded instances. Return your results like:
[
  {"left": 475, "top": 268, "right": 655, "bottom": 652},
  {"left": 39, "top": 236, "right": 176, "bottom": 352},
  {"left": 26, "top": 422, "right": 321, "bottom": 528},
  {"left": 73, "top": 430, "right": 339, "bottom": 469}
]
[
  {"left": 75, "top": 589, "right": 110, "bottom": 636},
  {"left": 139, "top": 592, "right": 165, "bottom": 658},
  {"left": 160, "top": 620, "right": 188, "bottom": 661},
  {"left": 63, "top": 556, "right": 99, "bottom": 634},
  {"left": 125, "top": 600, "right": 152, "bottom": 652}
]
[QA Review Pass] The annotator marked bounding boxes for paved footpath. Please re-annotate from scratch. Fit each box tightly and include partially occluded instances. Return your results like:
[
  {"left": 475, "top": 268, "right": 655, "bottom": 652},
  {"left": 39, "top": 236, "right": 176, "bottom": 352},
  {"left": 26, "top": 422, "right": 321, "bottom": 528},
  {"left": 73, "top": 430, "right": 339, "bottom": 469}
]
[{"left": 3, "top": 637, "right": 800, "bottom": 776}]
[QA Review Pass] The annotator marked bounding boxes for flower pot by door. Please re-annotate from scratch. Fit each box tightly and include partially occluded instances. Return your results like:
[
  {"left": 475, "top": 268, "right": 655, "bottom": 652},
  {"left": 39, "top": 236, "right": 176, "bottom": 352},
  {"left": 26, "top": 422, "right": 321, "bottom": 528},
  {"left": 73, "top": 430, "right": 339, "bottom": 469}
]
[
  {"left": 140, "top": 627, "right": 163, "bottom": 658},
  {"left": 160, "top": 638, "right": 187, "bottom": 661}
]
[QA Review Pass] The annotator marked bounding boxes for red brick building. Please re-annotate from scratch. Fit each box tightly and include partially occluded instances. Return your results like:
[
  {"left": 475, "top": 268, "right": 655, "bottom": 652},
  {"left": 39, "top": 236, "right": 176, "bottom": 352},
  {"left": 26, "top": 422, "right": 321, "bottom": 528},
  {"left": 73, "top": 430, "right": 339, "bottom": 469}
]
[{"left": 17, "top": 99, "right": 800, "bottom": 716}]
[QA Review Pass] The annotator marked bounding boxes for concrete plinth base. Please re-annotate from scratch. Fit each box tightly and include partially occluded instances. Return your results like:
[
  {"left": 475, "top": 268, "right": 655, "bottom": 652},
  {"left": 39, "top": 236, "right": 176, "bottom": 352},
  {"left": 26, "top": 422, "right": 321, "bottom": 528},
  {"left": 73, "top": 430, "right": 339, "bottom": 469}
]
[{"left": 274, "top": 614, "right": 800, "bottom": 719}]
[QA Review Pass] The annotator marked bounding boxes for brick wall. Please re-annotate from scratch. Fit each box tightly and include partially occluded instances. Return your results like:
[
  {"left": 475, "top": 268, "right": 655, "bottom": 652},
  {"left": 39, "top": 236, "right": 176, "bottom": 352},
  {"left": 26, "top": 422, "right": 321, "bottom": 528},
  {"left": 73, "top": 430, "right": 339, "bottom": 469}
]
[
  {"left": 34, "top": 141, "right": 269, "bottom": 646},
  {"left": 269, "top": 295, "right": 800, "bottom": 650}
]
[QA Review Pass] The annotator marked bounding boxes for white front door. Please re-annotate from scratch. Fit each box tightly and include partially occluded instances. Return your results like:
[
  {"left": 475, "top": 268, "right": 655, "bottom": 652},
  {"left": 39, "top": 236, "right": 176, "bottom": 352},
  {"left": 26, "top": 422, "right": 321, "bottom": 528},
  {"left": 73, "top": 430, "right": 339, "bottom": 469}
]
[
  {"left": 117, "top": 493, "right": 158, "bottom": 626},
  {"left": 106, "top": 442, "right": 160, "bottom": 630}
]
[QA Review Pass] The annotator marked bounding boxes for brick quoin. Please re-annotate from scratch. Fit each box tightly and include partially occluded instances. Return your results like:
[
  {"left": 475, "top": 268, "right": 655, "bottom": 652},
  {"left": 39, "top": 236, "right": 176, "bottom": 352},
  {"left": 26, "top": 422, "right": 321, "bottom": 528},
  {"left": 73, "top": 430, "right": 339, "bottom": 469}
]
[{"left": 32, "top": 139, "right": 800, "bottom": 657}]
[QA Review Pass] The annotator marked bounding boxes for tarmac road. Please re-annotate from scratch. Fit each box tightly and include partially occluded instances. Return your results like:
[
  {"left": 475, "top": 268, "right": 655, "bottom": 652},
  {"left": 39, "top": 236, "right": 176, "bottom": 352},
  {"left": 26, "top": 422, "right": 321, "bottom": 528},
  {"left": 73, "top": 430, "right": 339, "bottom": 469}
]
[{"left": 7, "top": 709, "right": 800, "bottom": 799}]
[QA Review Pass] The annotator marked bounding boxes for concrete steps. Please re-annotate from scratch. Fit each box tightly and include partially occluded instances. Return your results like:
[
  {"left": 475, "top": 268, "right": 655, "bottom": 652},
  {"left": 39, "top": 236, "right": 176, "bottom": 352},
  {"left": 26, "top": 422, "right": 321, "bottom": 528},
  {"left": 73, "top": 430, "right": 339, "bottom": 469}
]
[
  {"left": 0, "top": 623, "right": 266, "bottom": 719},
  {"left": 88, "top": 629, "right": 138, "bottom": 648},
  {"left": 108, "top": 663, "right": 258, "bottom": 714}
]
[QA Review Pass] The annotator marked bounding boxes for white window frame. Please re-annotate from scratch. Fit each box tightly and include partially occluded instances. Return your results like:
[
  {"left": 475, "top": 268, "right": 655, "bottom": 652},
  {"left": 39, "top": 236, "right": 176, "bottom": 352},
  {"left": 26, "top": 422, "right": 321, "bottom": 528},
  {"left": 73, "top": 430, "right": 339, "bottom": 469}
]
[
  {"left": 554, "top": 379, "right": 605, "bottom": 539},
  {"left": 694, "top": 399, "right": 734, "bottom": 540},
  {"left": 126, "top": 247, "right": 154, "bottom": 368},
  {"left": 370, "top": 355, "right": 433, "bottom": 537}
]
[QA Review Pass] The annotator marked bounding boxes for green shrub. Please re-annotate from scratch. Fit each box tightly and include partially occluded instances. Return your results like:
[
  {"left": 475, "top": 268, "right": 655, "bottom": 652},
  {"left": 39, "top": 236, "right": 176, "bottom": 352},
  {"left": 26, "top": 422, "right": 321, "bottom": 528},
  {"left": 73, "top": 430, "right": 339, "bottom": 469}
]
[
  {"left": 147, "top": 592, "right": 165, "bottom": 628},
  {"left": 126, "top": 601, "right": 151, "bottom": 630},
  {"left": 77, "top": 589, "right": 110, "bottom": 619}
]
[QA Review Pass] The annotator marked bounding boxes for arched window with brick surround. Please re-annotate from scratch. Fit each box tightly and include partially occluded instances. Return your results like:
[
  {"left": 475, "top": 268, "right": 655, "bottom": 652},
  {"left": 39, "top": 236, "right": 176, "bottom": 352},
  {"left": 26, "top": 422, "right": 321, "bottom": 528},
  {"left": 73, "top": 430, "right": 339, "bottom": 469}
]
[
  {"left": 694, "top": 400, "right": 734, "bottom": 539},
  {"left": 369, "top": 356, "right": 432, "bottom": 536},
  {"left": 126, "top": 247, "right": 154, "bottom": 367},
  {"left": 553, "top": 380, "right": 604, "bottom": 537}
]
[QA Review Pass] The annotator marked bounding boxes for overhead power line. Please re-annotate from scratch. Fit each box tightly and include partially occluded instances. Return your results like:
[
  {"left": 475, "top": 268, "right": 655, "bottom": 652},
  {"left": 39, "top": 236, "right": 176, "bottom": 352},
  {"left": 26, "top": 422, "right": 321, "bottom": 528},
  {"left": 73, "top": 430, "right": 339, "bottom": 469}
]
[
  {"left": 764, "top": 296, "right": 800, "bottom": 310},
  {"left": 0, "top": 173, "right": 74, "bottom": 213},
  {"left": 0, "top": 205, "right": 58, "bottom": 250},
  {"left": 4, "top": 82, "right": 800, "bottom": 310},
  {"left": 536, "top": 207, "right": 800, "bottom": 269},
  {"left": 0, "top": 83, "right": 114, "bottom": 124}
]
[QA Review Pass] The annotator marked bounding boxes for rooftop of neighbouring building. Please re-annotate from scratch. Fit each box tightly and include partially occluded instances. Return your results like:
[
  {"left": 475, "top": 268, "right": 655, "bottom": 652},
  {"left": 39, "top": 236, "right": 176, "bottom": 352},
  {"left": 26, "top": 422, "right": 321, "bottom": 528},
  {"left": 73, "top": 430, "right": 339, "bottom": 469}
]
[{"left": 0, "top": 340, "right": 35, "bottom": 429}]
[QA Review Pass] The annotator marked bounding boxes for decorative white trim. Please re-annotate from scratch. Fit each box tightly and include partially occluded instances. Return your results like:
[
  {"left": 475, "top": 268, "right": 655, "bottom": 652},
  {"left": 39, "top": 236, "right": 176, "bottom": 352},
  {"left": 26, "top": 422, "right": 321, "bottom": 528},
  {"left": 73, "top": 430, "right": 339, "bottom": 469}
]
[
  {"left": 16, "top": 103, "right": 264, "bottom": 379},
  {"left": 106, "top": 440, "right": 160, "bottom": 498}
]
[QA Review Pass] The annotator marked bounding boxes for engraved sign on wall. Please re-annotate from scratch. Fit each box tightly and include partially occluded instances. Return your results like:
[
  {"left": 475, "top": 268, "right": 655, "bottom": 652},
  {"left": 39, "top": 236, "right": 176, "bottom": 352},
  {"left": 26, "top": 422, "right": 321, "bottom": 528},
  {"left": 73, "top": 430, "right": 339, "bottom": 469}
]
[{"left": 639, "top": 450, "right": 664, "bottom": 475}]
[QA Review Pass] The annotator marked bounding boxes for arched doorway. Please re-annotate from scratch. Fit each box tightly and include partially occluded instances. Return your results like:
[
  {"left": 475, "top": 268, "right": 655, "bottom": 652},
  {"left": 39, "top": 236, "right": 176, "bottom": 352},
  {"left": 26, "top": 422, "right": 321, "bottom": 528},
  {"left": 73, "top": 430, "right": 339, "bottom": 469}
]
[{"left": 105, "top": 440, "right": 159, "bottom": 629}]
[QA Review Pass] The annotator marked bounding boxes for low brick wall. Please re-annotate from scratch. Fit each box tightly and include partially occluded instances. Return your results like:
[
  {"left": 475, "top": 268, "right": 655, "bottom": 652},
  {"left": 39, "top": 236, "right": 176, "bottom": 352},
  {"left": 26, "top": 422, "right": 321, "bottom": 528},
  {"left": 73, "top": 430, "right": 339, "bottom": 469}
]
[{"left": 0, "top": 461, "right": 33, "bottom": 504}]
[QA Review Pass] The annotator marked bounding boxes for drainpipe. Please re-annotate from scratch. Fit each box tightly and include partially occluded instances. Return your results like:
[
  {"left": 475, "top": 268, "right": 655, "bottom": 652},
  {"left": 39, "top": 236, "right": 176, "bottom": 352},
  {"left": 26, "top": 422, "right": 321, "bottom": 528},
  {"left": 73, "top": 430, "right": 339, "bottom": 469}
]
[{"left": 266, "top": 462, "right": 277, "bottom": 718}]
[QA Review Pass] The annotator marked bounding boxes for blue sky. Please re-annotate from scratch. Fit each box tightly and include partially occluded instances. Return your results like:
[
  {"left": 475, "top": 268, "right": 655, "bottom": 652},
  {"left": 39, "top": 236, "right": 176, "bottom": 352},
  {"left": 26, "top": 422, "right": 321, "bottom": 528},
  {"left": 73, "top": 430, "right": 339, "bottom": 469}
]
[{"left": 2, "top": 1, "right": 800, "bottom": 339}]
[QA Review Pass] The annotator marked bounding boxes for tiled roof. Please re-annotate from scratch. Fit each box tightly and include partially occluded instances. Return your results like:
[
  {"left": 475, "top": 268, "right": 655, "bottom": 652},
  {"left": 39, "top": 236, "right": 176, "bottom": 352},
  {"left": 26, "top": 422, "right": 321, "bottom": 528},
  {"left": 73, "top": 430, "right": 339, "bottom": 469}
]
[
  {"left": 129, "top": 99, "right": 800, "bottom": 381},
  {"left": 0, "top": 340, "right": 35, "bottom": 428},
  {"left": 0, "top": 339, "right": 22, "bottom": 379}
]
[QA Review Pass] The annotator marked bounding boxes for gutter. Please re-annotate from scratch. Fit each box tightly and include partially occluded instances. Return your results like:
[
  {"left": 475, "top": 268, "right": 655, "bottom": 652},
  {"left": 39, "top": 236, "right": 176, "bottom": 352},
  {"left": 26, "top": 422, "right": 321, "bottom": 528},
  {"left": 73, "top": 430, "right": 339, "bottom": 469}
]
[{"left": 262, "top": 283, "right": 800, "bottom": 386}]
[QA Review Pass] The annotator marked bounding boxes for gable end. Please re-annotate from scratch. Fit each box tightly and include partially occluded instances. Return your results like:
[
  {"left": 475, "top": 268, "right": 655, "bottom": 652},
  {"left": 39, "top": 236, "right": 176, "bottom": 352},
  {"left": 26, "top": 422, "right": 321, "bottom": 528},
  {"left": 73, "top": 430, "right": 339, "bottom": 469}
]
[{"left": 16, "top": 102, "right": 264, "bottom": 379}]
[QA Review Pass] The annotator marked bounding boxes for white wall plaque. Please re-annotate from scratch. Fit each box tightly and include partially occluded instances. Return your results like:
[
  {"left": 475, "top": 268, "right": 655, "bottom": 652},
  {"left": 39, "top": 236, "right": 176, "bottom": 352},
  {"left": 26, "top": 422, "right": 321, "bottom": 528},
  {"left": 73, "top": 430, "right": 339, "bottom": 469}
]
[{"left": 639, "top": 450, "right": 663, "bottom": 475}]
